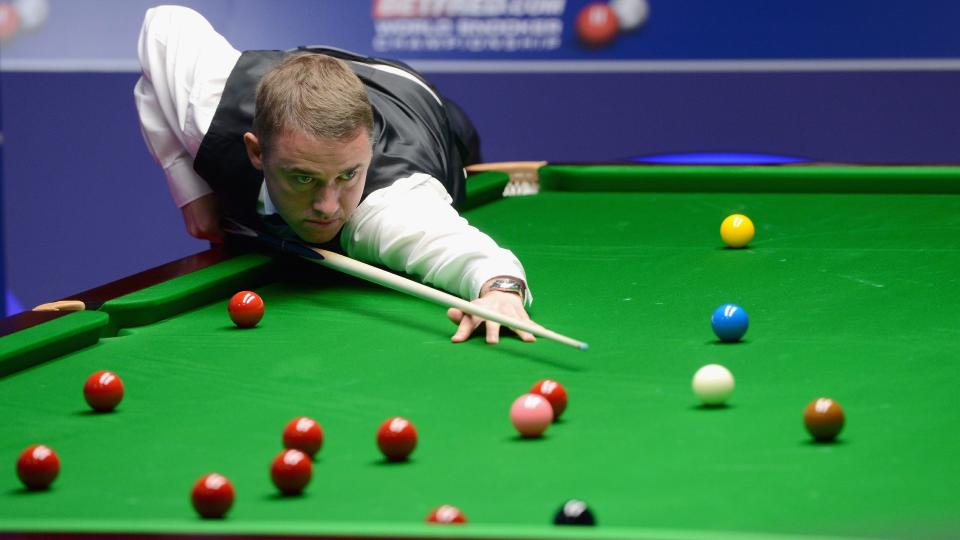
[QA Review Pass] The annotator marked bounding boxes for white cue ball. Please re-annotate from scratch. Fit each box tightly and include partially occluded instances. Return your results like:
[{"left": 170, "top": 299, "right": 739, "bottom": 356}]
[
  {"left": 609, "top": 0, "right": 650, "bottom": 32},
  {"left": 692, "top": 364, "right": 735, "bottom": 406},
  {"left": 12, "top": 0, "right": 49, "bottom": 32}
]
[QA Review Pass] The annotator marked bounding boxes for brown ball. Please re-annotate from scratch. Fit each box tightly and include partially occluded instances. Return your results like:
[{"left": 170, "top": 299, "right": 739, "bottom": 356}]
[{"left": 803, "top": 398, "right": 845, "bottom": 442}]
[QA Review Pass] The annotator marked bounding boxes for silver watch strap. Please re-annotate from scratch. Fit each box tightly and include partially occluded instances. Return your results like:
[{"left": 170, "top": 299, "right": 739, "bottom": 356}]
[{"left": 488, "top": 278, "right": 526, "bottom": 301}]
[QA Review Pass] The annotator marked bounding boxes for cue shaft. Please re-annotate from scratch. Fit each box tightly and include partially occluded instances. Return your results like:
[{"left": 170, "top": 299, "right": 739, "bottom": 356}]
[{"left": 310, "top": 248, "right": 588, "bottom": 350}]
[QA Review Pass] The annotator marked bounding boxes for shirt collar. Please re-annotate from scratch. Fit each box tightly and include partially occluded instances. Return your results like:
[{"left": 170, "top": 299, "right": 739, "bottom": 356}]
[{"left": 257, "top": 179, "right": 278, "bottom": 216}]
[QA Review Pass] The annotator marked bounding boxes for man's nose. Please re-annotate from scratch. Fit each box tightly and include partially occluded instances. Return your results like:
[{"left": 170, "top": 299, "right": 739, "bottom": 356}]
[{"left": 312, "top": 184, "right": 339, "bottom": 216}]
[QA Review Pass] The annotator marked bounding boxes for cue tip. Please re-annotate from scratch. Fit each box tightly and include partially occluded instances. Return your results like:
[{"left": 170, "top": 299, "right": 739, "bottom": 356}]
[{"left": 579, "top": 342, "right": 589, "bottom": 351}]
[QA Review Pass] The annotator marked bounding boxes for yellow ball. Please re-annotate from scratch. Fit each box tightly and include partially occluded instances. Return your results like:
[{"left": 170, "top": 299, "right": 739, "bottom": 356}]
[{"left": 720, "top": 214, "right": 754, "bottom": 248}]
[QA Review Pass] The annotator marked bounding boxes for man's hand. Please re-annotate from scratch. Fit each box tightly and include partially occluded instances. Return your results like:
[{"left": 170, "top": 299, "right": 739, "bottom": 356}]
[
  {"left": 180, "top": 193, "right": 224, "bottom": 243},
  {"left": 447, "top": 289, "right": 539, "bottom": 344}
]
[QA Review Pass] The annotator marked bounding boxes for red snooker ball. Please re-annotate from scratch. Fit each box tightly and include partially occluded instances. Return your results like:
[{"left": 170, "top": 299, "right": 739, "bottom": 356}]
[
  {"left": 83, "top": 370, "right": 124, "bottom": 412},
  {"left": 576, "top": 2, "right": 619, "bottom": 48},
  {"left": 228, "top": 291, "right": 264, "bottom": 328},
  {"left": 426, "top": 504, "right": 467, "bottom": 524},
  {"left": 530, "top": 379, "right": 568, "bottom": 420},
  {"left": 16, "top": 445, "right": 60, "bottom": 490},
  {"left": 0, "top": 4, "right": 21, "bottom": 43},
  {"left": 270, "top": 449, "right": 312, "bottom": 495},
  {"left": 191, "top": 473, "right": 235, "bottom": 519},
  {"left": 376, "top": 417, "right": 417, "bottom": 462},
  {"left": 283, "top": 416, "right": 324, "bottom": 458}
]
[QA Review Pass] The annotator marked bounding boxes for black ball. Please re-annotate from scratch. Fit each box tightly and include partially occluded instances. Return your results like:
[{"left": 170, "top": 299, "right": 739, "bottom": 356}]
[{"left": 553, "top": 499, "right": 595, "bottom": 526}]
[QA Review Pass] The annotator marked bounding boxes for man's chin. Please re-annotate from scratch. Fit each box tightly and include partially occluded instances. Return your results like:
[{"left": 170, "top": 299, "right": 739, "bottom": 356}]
[{"left": 293, "top": 225, "right": 340, "bottom": 245}]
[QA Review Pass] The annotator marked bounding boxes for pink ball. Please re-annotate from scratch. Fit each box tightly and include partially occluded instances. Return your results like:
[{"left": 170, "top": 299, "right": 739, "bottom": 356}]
[{"left": 510, "top": 393, "right": 553, "bottom": 437}]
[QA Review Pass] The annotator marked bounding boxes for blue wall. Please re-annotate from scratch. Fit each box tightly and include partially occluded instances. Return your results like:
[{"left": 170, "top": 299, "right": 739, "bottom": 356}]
[
  {"left": 1, "top": 71, "right": 207, "bottom": 313},
  {"left": 4, "top": 0, "right": 960, "bottom": 64},
  {"left": 433, "top": 70, "right": 960, "bottom": 163},
  {"left": 0, "top": 79, "right": 6, "bottom": 317}
]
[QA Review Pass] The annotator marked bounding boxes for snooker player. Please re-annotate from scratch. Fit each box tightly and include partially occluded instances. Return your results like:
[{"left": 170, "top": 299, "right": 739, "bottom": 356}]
[{"left": 134, "top": 5, "right": 536, "bottom": 344}]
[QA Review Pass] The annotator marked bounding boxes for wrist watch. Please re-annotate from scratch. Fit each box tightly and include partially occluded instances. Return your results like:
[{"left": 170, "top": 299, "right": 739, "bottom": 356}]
[{"left": 487, "top": 277, "right": 527, "bottom": 302}]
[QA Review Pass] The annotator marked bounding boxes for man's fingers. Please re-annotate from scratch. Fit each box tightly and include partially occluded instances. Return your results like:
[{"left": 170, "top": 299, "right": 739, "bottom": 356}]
[
  {"left": 451, "top": 315, "right": 479, "bottom": 343},
  {"left": 485, "top": 321, "right": 501, "bottom": 344},
  {"left": 448, "top": 302, "right": 541, "bottom": 345},
  {"left": 501, "top": 306, "right": 538, "bottom": 342},
  {"left": 515, "top": 329, "right": 537, "bottom": 342},
  {"left": 203, "top": 231, "right": 225, "bottom": 243},
  {"left": 447, "top": 307, "right": 464, "bottom": 325}
]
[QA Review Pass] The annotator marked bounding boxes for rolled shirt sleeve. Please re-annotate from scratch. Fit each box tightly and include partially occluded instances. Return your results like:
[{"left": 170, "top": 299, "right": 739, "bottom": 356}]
[
  {"left": 133, "top": 5, "right": 240, "bottom": 208},
  {"left": 342, "top": 174, "right": 532, "bottom": 304}
]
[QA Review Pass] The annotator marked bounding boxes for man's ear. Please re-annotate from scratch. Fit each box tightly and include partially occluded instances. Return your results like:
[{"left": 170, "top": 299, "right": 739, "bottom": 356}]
[{"left": 243, "top": 132, "right": 264, "bottom": 171}]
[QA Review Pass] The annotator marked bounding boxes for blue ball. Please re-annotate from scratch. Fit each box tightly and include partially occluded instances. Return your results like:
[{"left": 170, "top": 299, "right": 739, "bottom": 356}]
[{"left": 711, "top": 304, "right": 749, "bottom": 342}]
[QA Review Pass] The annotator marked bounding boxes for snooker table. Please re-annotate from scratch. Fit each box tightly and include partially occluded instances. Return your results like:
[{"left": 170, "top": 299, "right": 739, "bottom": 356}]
[{"left": 2, "top": 164, "right": 960, "bottom": 540}]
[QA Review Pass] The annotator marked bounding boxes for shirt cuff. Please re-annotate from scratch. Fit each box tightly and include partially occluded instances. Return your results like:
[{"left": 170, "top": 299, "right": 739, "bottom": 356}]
[
  {"left": 165, "top": 155, "right": 213, "bottom": 208},
  {"left": 468, "top": 255, "right": 533, "bottom": 306}
]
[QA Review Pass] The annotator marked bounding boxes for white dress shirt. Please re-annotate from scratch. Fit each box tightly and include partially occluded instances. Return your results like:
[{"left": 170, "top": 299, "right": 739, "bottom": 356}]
[{"left": 134, "top": 6, "right": 529, "bottom": 304}]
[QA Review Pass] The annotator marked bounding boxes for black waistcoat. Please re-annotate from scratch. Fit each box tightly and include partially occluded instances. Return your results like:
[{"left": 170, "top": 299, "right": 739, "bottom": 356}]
[{"left": 193, "top": 47, "right": 466, "bottom": 231}]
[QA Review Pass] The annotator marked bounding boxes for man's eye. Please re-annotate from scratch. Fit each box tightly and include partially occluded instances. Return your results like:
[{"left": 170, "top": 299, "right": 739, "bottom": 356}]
[
  {"left": 293, "top": 175, "right": 314, "bottom": 185},
  {"left": 339, "top": 169, "right": 358, "bottom": 182}
]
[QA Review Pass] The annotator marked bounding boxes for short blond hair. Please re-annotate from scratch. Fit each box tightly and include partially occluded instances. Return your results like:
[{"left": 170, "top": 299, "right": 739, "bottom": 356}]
[{"left": 253, "top": 52, "right": 374, "bottom": 155}]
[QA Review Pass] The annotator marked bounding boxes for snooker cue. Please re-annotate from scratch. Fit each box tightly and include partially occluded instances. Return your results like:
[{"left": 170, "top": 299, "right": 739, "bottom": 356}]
[
  {"left": 464, "top": 161, "right": 547, "bottom": 174},
  {"left": 308, "top": 247, "right": 588, "bottom": 351}
]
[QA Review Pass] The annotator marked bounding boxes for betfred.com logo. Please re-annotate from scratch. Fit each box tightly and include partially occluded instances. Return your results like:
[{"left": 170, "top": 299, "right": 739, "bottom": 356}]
[{"left": 373, "top": 0, "right": 566, "bottom": 19}]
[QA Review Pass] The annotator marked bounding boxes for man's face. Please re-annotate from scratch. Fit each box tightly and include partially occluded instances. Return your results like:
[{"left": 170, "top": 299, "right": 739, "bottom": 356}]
[{"left": 256, "top": 128, "right": 372, "bottom": 244}]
